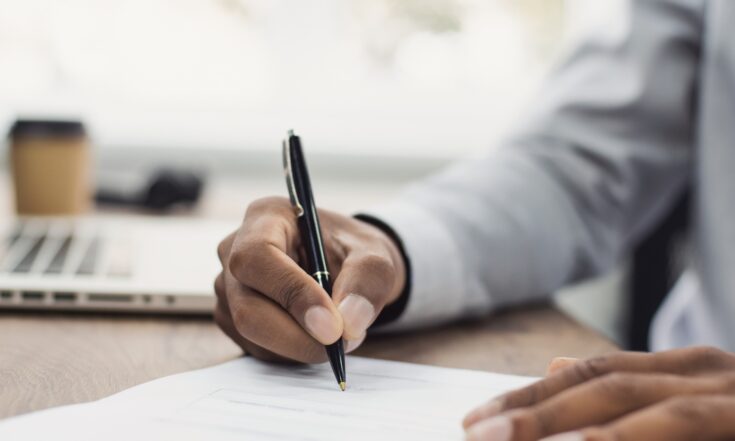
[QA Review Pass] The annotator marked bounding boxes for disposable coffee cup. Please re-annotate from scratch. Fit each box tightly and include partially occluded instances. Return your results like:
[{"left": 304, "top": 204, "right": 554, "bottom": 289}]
[{"left": 8, "top": 119, "right": 92, "bottom": 215}]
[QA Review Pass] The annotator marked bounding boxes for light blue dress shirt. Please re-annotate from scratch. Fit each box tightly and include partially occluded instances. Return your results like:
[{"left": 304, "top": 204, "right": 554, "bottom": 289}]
[{"left": 368, "top": 0, "right": 735, "bottom": 351}]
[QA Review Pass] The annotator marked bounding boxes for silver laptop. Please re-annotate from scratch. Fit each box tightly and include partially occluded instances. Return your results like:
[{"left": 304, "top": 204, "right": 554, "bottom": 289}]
[{"left": 0, "top": 216, "right": 233, "bottom": 313}]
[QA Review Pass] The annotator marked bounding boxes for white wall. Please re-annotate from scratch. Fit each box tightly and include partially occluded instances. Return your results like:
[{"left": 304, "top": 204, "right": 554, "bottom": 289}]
[{"left": 0, "top": 0, "right": 566, "bottom": 157}]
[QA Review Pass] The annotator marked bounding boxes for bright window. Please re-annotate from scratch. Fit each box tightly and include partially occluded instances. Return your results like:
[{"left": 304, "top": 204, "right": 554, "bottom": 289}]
[{"left": 0, "top": 0, "right": 569, "bottom": 156}]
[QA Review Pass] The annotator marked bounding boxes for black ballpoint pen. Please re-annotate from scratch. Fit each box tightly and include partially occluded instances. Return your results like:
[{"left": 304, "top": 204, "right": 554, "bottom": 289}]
[{"left": 282, "top": 130, "right": 347, "bottom": 391}]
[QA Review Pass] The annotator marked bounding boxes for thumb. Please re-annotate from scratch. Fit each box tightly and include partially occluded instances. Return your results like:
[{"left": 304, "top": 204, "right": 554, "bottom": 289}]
[
  {"left": 546, "top": 357, "right": 579, "bottom": 376},
  {"left": 332, "top": 252, "right": 398, "bottom": 341}
]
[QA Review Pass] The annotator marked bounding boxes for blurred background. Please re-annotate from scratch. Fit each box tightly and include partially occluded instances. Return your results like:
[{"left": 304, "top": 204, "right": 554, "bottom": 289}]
[
  {"left": 0, "top": 0, "right": 608, "bottom": 160},
  {"left": 0, "top": 0, "right": 626, "bottom": 343}
]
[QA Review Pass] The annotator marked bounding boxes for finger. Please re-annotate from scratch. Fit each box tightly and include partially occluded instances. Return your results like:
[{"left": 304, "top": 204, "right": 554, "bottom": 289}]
[
  {"left": 223, "top": 270, "right": 328, "bottom": 363},
  {"left": 345, "top": 333, "right": 366, "bottom": 354},
  {"left": 546, "top": 357, "right": 578, "bottom": 377},
  {"left": 229, "top": 207, "right": 343, "bottom": 345},
  {"left": 466, "top": 347, "right": 728, "bottom": 426},
  {"left": 332, "top": 251, "right": 397, "bottom": 340},
  {"left": 466, "top": 373, "right": 732, "bottom": 441},
  {"left": 464, "top": 347, "right": 735, "bottom": 432},
  {"left": 670, "top": 346, "right": 735, "bottom": 375},
  {"left": 214, "top": 297, "right": 285, "bottom": 362},
  {"left": 464, "top": 352, "right": 656, "bottom": 428},
  {"left": 491, "top": 347, "right": 735, "bottom": 419},
  {"left": 572, "top": 395, "right": 735, "bottom": 441},
  {"left": 217, "top": 231, "right": 236, "bottom": 266},
  {"left": 214, "top": 271, "right": 226, "bottom": 300},
  {"left": 214, "top": 272, "right": 285, "bottom": 361}
]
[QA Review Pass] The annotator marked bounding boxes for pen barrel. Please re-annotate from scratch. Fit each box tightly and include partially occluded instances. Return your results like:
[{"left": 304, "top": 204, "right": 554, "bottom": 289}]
[
  {"left": 296, "top": 199, "right": 332, "bottom": 297},
  {"left": 284, "top": 132, "right": 345, "bottom": 387},
  {"left": 326, "top": 339, "right": 346, "bottom": 383},
  {"left": 297, "top": 211, "right": 345, "bottom": 383},
  {"left": 311, "top": 270, "right": 332, "bottom": 295}
]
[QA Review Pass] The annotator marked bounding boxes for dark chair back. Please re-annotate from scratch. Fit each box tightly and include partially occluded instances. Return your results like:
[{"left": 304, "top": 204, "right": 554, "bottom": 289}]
[{"left": 627, "top": 190, "right": 690, "bottom": 350}]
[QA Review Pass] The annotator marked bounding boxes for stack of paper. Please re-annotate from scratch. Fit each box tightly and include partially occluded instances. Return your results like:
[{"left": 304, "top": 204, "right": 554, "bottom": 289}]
[{"left": 0, "top": 356, "right": 536, "bottom": 440}]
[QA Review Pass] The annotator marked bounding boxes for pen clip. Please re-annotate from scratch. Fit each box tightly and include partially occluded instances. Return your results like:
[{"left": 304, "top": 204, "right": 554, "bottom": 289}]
[{"left": 283, "top": 132, "right": 305, "bottom": 217}]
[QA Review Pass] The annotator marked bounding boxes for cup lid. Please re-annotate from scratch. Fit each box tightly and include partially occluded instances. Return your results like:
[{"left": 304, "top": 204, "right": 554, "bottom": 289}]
[{"left": 8, "top": 119, "right": 86, "bottom": 140}]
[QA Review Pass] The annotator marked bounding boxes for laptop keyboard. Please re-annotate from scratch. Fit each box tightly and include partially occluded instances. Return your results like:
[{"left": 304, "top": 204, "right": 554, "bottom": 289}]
[
  {"left": 0, "top": 219, "right": 132, "bottom": 278},
  {"left": 12, "top": 234, "right": 46, "bottom": 273},
  {"left": 0, "top": 218, "right": 215, "bottom": 311},
  {"left": 45, "top": 235, "right": 72, "bottom": 275}
]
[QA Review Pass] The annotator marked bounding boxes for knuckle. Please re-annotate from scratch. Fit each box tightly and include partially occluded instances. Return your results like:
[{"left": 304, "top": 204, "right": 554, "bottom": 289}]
[
  {"left": 214, "top": 272, "right": 225, "bottom": 295},
  {"left": 509, "top": 409, "right": 553, "bottom": 440},
  {"left": 245, "top": 197, "right": 272, "bottom": 214},
  {"left": 245, "top": 196, "right": 289, "bottom": 217},
  {"left": 357, "top": 252, "right": 395, "bottom": 279},
  {"left": 571, "top": 356, "right": 611, "bottom": 382},
  {"left": 217, "top": 237, "right": 231, "bottom": 264},
  {"left": 526, "top": 381, "right": 549, "bottom": 405},
  {"left": 505, "top": 381, "right": 547, "bottom": 409},
  {"left": 228, "top": 240, "right": 263, "bottom": 283},
  {"left": 271, "top": 271, "right": 308, "bottom": 312},
  {"left": 664, "top": 396, "right": 712, "bottom": 424},
  {"left": 690, "top": 345, "right": 725, "bottom": 358},
  {"left": 595, "top": 373, "right": 640, "bottom": 401},
  {"left": 688, "top": 346, "right": 731, "bottom": 368}
]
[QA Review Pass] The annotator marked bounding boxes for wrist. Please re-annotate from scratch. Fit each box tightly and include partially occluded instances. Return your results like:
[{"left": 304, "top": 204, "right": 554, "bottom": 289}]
[{"left": 353, "top": 213, "right": 411, "bottom": 327}]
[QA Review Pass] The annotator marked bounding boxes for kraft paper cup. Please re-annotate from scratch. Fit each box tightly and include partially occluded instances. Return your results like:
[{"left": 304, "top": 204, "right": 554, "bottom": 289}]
[{"left": 8, "top": 119, "right": 92, "bottom": 216}]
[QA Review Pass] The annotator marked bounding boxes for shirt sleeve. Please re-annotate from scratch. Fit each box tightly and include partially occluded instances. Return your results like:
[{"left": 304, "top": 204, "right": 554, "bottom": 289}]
[{"left": 363, "top": 0, "right": 704, "bottom": 332}]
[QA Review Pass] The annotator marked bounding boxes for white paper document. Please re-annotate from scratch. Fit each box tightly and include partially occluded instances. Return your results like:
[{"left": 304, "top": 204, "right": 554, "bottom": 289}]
[{"left": 0, "top": 356, "right": 536, "bottom": 440}]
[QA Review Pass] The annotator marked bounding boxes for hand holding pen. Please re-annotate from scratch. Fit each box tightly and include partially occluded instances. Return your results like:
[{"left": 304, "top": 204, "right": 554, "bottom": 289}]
[{"left": 212, "top": 132, "right": 407, "bottom": 388}]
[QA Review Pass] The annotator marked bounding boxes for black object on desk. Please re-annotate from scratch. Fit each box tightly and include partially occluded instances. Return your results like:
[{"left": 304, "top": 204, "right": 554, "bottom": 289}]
[
  {"left": 96, "top": 169, "right": 203, "bottom": 211},
  {"left": 282, "top": 130, "right": 346, "bottom": 391}
]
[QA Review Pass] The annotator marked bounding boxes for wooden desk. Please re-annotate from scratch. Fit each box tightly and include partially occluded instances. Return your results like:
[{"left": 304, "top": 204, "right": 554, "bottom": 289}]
[
  {"left": 0, "top": 174, "right": 618, "bottom": 419},
  {"left": 0, "top": 306, "right": 616, "bottom": 419}
]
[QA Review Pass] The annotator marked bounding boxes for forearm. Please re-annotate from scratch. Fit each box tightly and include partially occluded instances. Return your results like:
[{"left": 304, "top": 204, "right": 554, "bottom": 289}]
[{"left": 365, "top": 0, "right": 702, "bottom": 331}]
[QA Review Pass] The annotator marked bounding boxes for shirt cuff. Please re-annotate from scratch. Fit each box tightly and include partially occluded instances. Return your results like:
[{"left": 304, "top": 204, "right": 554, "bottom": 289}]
[
  {"left": 356, "top": 201, "right": 467, "bottom": 332},
  {"left": 353, "top": 213, "right": 412, "bottom": 327}
]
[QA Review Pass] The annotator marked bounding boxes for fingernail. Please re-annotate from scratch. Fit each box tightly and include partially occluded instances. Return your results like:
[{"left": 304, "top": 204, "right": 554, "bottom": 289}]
[
  {"left": 540, "top": 432, "right": 584, "bottom": 441},
  {"left": 345, "top": 334, "right": 366, "bottom": 353},
  {"left": 550, "top": 357, "right": 579, "bottom": 366},
  {"left": 465, "top": 416, "right": 511, "bottom": 441},
  {"left": 304, "top": 306, "right": 341, "bottom": 344},
  {"left": 338, "top": 294, "right": 375, "bottom": 338},
  {"left": 547, "top": 357, "right": 579, "bottom": 376}
]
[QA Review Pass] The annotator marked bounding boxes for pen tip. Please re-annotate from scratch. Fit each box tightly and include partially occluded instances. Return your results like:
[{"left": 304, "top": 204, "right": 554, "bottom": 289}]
[
  {"left": 339, "top": 382, "right": 346, "bottom": 391},
  {"left": 287, "top": 129, "right": 295, "bottom": 137}
]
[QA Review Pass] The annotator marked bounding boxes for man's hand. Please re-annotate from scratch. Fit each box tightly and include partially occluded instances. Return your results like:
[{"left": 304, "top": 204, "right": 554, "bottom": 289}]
[
  {"left": 214, "top": 196, "right": 406, "bottom": 363},
  {"left": 463, "top": 346, "right": 735, "bottom": 441}
]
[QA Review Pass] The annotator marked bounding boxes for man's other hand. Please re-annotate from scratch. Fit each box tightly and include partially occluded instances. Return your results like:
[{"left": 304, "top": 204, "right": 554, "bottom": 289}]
[{"left": 463, "top": 346, "right": 735, "bottom": 441}]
